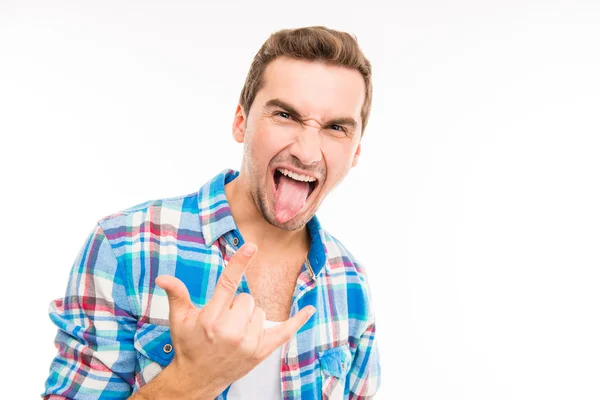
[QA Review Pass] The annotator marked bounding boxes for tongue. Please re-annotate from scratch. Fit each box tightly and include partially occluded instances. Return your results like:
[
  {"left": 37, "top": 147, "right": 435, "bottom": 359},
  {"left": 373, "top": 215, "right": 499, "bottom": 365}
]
[{"left": 275, "top": 175, "right": 310, "bottom": 223}]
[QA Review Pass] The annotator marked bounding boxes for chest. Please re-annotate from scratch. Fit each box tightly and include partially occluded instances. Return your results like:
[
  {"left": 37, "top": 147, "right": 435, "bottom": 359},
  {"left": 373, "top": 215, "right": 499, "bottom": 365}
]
[{"left": 244, "top": 256, "right": 304, "bottom": 321}]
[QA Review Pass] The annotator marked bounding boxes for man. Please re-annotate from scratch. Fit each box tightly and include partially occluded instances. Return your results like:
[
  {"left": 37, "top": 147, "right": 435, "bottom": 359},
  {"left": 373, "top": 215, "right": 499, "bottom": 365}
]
[{"left": 43, "top": 26, "right": 380, "bottom": 400}]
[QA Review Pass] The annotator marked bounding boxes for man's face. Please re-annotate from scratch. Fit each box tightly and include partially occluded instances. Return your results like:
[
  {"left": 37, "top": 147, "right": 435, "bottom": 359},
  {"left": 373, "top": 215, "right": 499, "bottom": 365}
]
[{"left": 232, "top": 56, "right": 365, "bottom": 231}]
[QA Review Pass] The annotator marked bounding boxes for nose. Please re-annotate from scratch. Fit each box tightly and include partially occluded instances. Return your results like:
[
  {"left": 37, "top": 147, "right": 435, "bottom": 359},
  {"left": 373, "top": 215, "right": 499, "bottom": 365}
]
[{"left": 289, "top": 124, "right": 322, "bottom": 166}]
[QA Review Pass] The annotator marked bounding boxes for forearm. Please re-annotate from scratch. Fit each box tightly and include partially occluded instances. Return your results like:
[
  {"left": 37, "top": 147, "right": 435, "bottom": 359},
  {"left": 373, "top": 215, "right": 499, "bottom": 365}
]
[{"left": 128, "top": 362, "right": 220, "bottom": 400}]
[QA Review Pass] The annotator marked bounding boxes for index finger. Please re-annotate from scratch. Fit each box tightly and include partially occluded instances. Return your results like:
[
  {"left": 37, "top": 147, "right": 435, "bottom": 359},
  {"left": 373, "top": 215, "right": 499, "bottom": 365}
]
[{"left": 204, "top": 242, "right": 257, "bottom": 316}]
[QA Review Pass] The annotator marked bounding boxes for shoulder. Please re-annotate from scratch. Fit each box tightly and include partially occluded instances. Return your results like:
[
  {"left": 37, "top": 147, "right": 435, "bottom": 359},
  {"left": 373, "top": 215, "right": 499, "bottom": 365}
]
[
  {"left": 95, "top": 191, "right": 200, "bottom": 249},
  {"left": 322, "top": 229, "right": 370, "bottom": 279}
]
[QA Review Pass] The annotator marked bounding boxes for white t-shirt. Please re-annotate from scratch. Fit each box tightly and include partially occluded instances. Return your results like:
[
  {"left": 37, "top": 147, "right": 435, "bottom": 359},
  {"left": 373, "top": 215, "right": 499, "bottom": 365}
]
[{"left": 226, "top": 320, "right": 283, "bottom": 400}]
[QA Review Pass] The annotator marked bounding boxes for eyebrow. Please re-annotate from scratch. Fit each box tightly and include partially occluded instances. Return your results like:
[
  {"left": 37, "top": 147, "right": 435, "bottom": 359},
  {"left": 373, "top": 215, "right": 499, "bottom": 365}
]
[{"left": 264, "top": 98, "right": 359, "bottom": 132}]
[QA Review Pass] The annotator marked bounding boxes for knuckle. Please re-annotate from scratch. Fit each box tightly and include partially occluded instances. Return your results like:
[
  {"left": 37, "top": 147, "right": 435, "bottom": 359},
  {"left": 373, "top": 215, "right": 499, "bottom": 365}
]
[
  {"left": 237, "top": 292, "right": 252, "bottom": 301},
  {"left": 254, "top": 305, "right": 265, "bottom": 316},
  {"left": 199, "top": 311, "right": 216, "bottom": 326},
  {"left": 253, "top": 305, "right": 265, "bottom": 320},
  {"left": 217, "top": 274, "right": 238, "bottom": 292},
  {"left": 200, "top": 321, "right": 219, "bottom": 342},
  {"left": 224, "top": 332, "right": 244, "bottom": 346},
  {"left": 240, "top": 340, "right": 256, "bottom": 356},
  {"left": 218, "top": 325, "right": 243, "bottom": 345},
  {"left": 204, "top": 329, "right": 217, "bottom": 343},
  {"left": 236, "top": 293, "right": 255, "bottom": 306}
]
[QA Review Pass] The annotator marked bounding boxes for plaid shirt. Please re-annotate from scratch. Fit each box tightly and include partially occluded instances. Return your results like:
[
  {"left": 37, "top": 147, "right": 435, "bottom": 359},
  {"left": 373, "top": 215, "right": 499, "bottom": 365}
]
[{"left": 43, "top": 169, "right": 380, "bottom": 399}]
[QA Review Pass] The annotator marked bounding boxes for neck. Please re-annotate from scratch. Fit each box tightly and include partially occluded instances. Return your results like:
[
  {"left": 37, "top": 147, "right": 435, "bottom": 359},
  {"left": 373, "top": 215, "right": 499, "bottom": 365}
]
[{"left": 224, "top": 173, "right": 310, "bottom": 253}]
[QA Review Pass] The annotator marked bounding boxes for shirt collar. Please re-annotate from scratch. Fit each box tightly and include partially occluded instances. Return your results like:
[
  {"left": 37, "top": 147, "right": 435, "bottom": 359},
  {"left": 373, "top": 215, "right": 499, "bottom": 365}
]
[
  {"left": 197, "top": 169, "right": 329, "bottom": 276},
  {"left": 197, "top": 168, "right": 239, "bottom": 247}
]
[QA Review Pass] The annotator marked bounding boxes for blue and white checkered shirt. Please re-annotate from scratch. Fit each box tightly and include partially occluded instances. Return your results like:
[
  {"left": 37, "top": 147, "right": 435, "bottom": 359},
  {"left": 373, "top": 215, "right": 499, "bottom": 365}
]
[{"left": 43, "top": 169, "right": 380, "bottom": 399}]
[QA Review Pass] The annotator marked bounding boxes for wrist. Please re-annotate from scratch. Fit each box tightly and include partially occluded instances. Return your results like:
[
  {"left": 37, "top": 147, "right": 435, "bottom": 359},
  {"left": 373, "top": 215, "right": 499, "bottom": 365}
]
[
  {"left": 130, "top": 360, "right": 222, "bottom": 400},
  {"left": 164, "top": 357, "right": 224, "bottom": 400}
]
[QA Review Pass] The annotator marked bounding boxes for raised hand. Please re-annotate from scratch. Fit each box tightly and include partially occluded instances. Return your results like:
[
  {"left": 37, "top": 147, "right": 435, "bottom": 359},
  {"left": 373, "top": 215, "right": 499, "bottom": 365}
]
[{"left": 154, "top": 243, "right": 315, "bottom": 398}]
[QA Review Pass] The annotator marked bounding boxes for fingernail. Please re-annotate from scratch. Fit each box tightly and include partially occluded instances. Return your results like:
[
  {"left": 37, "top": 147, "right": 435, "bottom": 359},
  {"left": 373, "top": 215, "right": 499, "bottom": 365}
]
[
  {"left": 308, "top": 306, "right": 316, "bottom": 315},
  {"left": 242, "top": 243, "right": 257, "bottom": 256}
]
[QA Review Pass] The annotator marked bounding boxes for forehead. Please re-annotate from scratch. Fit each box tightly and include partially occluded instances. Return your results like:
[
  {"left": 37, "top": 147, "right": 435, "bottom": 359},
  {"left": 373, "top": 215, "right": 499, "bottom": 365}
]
[{"left": 257, "top": 57, "right": 365, "bottom": 119}]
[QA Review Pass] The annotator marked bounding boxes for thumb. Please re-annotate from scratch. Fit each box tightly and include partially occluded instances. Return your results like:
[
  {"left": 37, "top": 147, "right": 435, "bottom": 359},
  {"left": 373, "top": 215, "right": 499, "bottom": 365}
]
[{"left": 155, "top": 275, "right": 194, "bottom": 323}]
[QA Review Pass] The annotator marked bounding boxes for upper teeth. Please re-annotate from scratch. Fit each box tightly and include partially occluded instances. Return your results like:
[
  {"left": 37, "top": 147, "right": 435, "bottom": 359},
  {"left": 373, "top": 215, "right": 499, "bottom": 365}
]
[{"left": 277, "top": 168, "right": 316, "bottom": 183}]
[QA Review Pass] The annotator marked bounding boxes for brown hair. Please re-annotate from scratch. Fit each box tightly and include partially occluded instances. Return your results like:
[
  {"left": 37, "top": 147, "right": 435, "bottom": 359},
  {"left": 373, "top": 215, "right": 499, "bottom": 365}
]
[{"left": 239, "top": 26, "right": 373, "bottom": 134}]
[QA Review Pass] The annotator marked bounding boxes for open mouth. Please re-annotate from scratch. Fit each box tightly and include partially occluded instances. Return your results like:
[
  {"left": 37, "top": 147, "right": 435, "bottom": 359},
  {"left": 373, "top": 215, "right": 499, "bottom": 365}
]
[
  {"left": 271, "top": 167, "right": 320, "bottom": 223},
  {"left": 273, "top": 168, "right": 318, "bottom": 199}
]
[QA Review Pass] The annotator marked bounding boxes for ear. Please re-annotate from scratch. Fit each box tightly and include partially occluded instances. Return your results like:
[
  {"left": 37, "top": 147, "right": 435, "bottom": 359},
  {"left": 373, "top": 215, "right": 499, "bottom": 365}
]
[
  {"left": 351, "top": 142, "right": 362, "bottom": 168},
  {"left": 232, "top": 104, "right": 247, "bottom": 143}
]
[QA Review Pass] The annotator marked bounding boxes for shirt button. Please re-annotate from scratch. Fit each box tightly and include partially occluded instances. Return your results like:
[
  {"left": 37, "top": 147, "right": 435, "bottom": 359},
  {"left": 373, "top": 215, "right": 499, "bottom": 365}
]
[
  {"left": 163, "top": 343, "right": 173, "bottom": 354},
  {"left": 232, "top": 237, "right": 239, "bottom": 247}
]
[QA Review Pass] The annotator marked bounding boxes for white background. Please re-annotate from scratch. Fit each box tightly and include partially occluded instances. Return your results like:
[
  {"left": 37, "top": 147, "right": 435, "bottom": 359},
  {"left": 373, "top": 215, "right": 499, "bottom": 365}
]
[{"left": 1, "top": 0, "right": 599, "bottom": 398}]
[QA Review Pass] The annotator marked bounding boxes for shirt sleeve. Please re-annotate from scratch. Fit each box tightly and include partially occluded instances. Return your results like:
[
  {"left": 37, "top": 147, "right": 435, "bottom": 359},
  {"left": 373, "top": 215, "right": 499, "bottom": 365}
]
[
  {"left": 347, "top": 321, "right": 381, "bottom": 399},
  {"left": 43, "top": 223, "right": 138, "bottom": 399}
]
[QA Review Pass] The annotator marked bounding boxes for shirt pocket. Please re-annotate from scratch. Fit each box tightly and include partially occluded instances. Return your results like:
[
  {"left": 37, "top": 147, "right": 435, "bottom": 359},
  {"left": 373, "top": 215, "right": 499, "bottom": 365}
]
[
  {"left": 318, "top": 345, "right": 352, "bottom": 400},
  {"left": 133, "top": 322, "right": 175, "bottom": 386}
]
